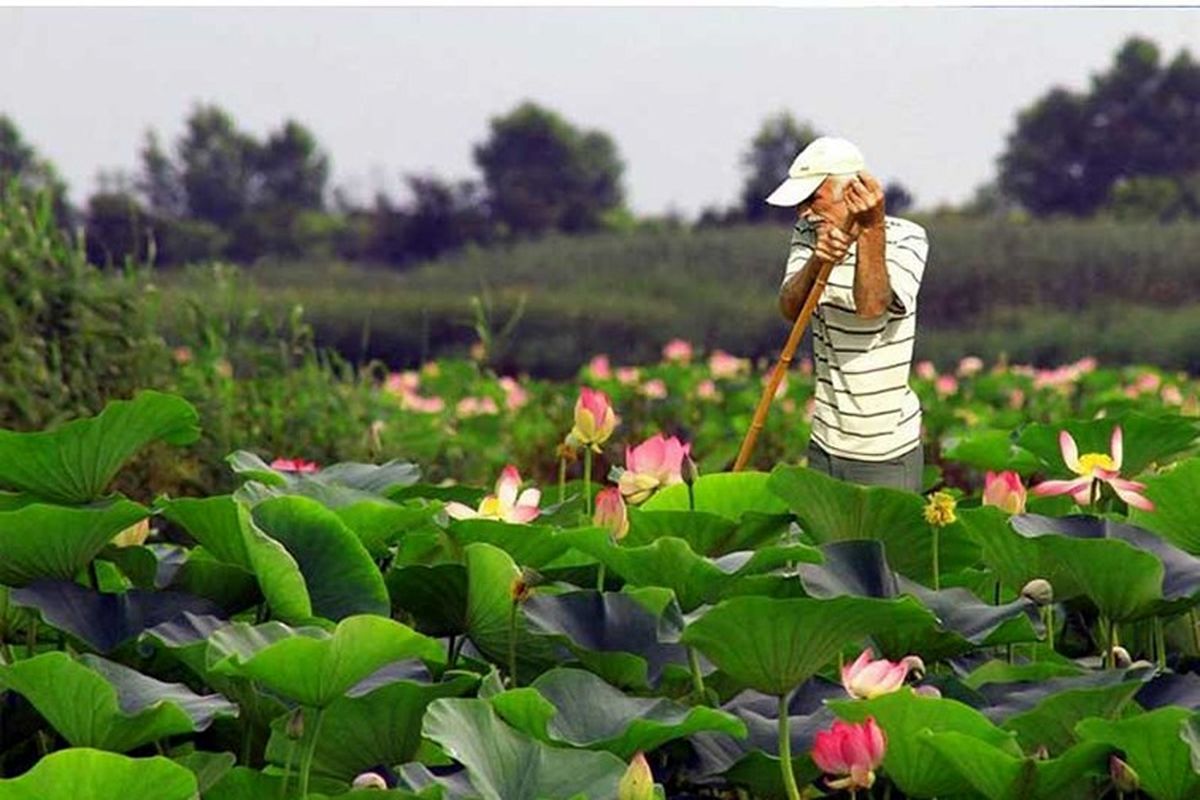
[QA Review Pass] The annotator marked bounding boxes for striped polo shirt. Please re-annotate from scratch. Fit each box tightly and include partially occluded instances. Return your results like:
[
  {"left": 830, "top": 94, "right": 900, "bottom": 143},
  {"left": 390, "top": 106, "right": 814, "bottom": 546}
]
[{"left": 781, "top": 215, "right": 929, "bottom": 462}]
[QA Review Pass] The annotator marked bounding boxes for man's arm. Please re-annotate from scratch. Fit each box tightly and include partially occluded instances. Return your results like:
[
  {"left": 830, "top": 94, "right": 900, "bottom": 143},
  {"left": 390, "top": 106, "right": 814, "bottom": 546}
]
[
  {"left": 778, "top": 218, "right": 855, "bottom": 321},
  {"left": 846, "top": 175, "right": 890, "bottom": 319}
]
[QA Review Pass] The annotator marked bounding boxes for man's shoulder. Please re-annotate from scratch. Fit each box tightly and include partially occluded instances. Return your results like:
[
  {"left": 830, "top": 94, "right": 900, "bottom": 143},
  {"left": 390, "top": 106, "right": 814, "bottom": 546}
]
[{"left": 884, "top": 215, "right": 927, "bottom": 240}]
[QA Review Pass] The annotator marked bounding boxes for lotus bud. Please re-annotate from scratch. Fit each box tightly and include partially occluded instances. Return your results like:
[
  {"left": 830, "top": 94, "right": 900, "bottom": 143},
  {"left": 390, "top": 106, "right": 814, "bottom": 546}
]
[
  {"left": 1111, "top": 646, "right": 1133, "bottom": 669},
  {"left": 1021, "top": 579, "right": 1054, "bottom": 606},
  {"left": 913, "top": 684, "right": 942, "bottom": 699},
  {"left": 352, "top": 772, "right": 388, "bottom": 790},
  {"left": 594, "top": 487, "right": 630, "bottom": 541},
  {"left": 285, "top": 707, "right": 305, "bottom": 740},
  {"left": 617, "top": 752, "right": 654, "bottom": 800},
  {"left": 683, "top": 453, "right": 699, "bottom": 487},
  {"left": 1110, "top": 755, "right": 1140, "bottom": 792},
  {"left": 510, "top": 567, "right": 543, "bottom": 605}
]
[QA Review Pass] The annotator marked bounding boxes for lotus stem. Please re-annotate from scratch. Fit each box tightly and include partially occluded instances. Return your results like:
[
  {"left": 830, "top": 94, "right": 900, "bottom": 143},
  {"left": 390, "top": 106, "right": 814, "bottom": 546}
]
[
  {"left": 1155, "top": 617, "right": 1166, "bottom": 669},
  {"left": 1191, "top": 610, "right": 1200, "bottom": 656},
  {"left": 279, "top": 735, "right": 298, "bottom": 799},
  {"left": 89, "top": 560, "right": 101, "bottom": 591},
  {"left": 1101, "top": 615, "right": 1111, "bottom": 668},
  {"left": 584, "top": 449, "right": 594, "bottom": 518},
  {"left": 26, "top": 617, "right": 37, "bottom": 659},
  {"left": 778, "top": 692, "right": 802, "bottom": 800},
  {"left": 687, "top": 482, "right": 695, "bottom": 512},
  {"left": 1045, "top": 606, "right": 1055, "bottom": 652},
  {"left": 448, "top": 634, "right": 462, "bottom": 669},
  {"left": 1089, "top": 478, "right": 1099, "bottom": 511},
  {"left": 558, "top": 456, "right": 567, "bottom": 505},
  {"left": 508, "top": 602, "right": 519, "bottom": 689},
  {"left": 931, "top": 527, "right": 940, "bottom": 592},
  {"left": 297, "top": 707, "right": 325, "bottom": 798},
  {"left": 688, "top": 647, "right": 706, "bottom": 703},
  {"left": 596, "top": 564, "right": 606, "bottom": 592}
]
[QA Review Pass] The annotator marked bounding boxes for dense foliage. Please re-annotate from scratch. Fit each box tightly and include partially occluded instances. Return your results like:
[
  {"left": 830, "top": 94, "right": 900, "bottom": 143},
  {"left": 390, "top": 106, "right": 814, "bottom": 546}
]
[{"left": 0, "top": 356, "right": 1198, "bottom": 798}]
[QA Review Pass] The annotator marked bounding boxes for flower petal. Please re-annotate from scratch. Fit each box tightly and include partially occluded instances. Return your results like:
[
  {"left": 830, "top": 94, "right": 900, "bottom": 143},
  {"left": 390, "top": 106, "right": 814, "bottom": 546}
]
[
  {"left": 1110, "top": 425, "right": 1124, "bottom": 471},
  {"left": 1059, "top": 430, "right": 1081, "bottom": 473},
  {"left": 444, "top": 502, "right": 478, "bottom": 520},
  {"left": 1031, "top": 478, "right": 1090, "bottom": 497},
  {"left": 1108, "top": 477, "right": 1155, "bottom": 511}
]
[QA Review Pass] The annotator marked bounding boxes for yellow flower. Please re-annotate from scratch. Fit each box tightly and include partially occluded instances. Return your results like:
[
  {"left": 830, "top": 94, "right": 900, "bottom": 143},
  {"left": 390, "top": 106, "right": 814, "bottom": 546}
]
[{"left": 923, "top": 491, "right": 958, "bottom": 528}]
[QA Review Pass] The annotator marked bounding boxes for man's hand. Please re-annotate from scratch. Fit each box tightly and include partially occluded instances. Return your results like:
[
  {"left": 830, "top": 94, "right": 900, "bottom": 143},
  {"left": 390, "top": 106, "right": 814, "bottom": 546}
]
[
  {"left": 809, "top": 216, "right": 855, "bottom": 264},
  {"left": 845, "top": 172, "right": 886, "bottom": 229}
]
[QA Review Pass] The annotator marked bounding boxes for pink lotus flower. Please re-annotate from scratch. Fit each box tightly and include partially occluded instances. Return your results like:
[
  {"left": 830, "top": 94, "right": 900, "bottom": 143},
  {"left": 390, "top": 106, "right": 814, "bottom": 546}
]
[
  {"left": 916, "top": 361, "right": 937, "bottom": 381},
  {"left": 616, "top": 367, "right": 640, "bottom": 385},
  {"left": 571, "top": 387, "right": 619, "bottom": 449},
  {"left": 1134, "top": 372, "right": 1162, "bottom": 394},
  {"left": 172, "top": 346, "right": 193, "bottom": 365},
  {"left": 404, "top": 393, "right": 446, "bottom": 414},
  {"left": 957, "top": 356, "right": 983, "bottom": 377},
  {"left": 841, "top": 648, "right": 923, "bottom": 700},
  {"left": 271, "top": 458, "right": 319, "bottom": 473},
  {"left": 385, "top": 371, "right": 421, "bottom": 395},
  {"left": 641, "top": 379, "right": 668, "bottom": 400},
  {"left": 707, "top": 349, "right": 748, "bottom": 379},
  {"left": 1031, "top": 426, "right": 1154, "bottom": 511},
  {"left": 696, "top": 379, "right": 719, "bottom": 401},
  {"left": 1075, "top": 356, "right": 1098, "bottom": 373},
  {"left": 594, "top": 486, "right": 629, "bottom": 541},
  {"left": 499, "top": 376, "right": 529, "bottom": 411},
  {"left": 1009, "top": 388, "right": 1026, "bottom": 409},
  {"left": 456, "top": 396, "right": 500, "bottom": 417},
  {"left": 662, "top": 338, "right": 693, "bottom": 363},
  {"left": 588, "top": 354, "right": 613, "bottom": 380},
  {"left": 617, "top": 434, "right": 690, "bottom": 505},
  {"left": 1162, "top": 385, "right": 1184, "bottom": 406},
  {"left": 934, "top": 375, "right": 958, "bottom": 397},
  {"left": 812, "top": 717, "right": 887, "bottom": 791},
  {"left": 797, "top": 356, "right": 814, "bottom": 376},
  {"left": 445, "top": 465, "right": 541, "bottom": 524},
  {"left": 983, "top": 470, "right": 1027, "bottom": 514}
]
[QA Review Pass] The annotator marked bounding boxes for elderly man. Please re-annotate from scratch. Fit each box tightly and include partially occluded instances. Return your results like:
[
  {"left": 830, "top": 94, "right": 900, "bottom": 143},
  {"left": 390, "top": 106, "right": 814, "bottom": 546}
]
[{"left": 771, "top": 137, "right": 929, "bottom": 492}]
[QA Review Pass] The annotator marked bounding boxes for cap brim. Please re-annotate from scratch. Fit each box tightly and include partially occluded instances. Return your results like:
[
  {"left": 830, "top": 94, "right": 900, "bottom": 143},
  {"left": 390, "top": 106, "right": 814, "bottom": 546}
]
[{"left": 764, "top": 174, "right": 825, "bottom": 207}]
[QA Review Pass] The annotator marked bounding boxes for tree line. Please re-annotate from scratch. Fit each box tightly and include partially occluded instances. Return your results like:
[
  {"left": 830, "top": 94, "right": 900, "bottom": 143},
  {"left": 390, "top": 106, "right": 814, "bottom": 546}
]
[{"left": 1, "top": 35, "right": 1198, "bottom": 269}]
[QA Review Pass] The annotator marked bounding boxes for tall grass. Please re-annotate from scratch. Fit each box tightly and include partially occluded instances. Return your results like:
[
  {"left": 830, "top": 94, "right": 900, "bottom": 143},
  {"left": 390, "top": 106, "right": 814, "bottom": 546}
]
[{"left": 156, "top": 217, "right": 1200, "bottom": 376}]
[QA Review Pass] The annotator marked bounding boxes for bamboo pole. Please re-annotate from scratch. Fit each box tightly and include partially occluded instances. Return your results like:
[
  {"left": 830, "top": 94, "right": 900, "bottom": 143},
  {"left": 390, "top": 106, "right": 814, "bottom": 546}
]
[{"left": 733, "top": 215, "right": 856, "bottom": 472}]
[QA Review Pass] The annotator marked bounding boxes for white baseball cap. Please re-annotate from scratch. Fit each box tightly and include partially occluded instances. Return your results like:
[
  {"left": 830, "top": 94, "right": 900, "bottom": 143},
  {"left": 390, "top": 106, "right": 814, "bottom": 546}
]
[{"left": 764, "top": 136, "right": 867, "bottom": 207}]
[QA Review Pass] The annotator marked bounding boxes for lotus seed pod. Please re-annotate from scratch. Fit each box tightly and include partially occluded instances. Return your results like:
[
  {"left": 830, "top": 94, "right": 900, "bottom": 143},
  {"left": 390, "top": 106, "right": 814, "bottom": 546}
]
[
  {"left": 1021, "top": 579, "right": 1054, "bottom": 606},
  {"left": 1110, "top": 755, "right": 1140, "bottom": 792},
  {"left": 285, "top": 707, "right": 305, "bottom": 740},
  {"left": 1111, "top": 646, "right": 1133, "bottom": 668},
  {"left": 352, "top": 772, "right": 388, "bottom": 790}
]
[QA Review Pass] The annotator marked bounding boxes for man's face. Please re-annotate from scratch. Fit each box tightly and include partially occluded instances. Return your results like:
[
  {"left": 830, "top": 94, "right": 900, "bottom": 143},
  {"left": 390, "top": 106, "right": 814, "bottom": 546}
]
[{"left": 798, "top": 176, "right": 852, "bottom": 227}]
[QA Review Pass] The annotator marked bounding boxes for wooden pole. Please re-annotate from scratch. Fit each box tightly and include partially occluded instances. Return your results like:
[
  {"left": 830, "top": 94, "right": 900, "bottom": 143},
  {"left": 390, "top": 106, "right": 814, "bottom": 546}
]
[{"left": 732, "top": 216, "right": 856, "bottom": 472}]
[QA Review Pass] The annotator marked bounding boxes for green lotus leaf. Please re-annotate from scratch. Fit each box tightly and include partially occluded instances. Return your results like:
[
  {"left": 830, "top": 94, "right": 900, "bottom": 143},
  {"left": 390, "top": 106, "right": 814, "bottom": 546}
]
[
  {"left": 249, "top": 495, "right": 390, "bottom": 621},
  {"left": 522, "top": 589, "right": 691, "bottom": 690},
  {"left": 623, "top": 508, "right": 791, "bottom": 558},
  {"left": 423, "top": 697, "right": 627, "bottom": 800},
  {"left": 446, "top": 519, "right": 574, "bottom": 568},
  {"left": 172, "top": 750, "right": 236, "bottom": 794},
  {"left": 208, "top": 614, "right": 445, "bottom": 708},
  {"left": 942, "top": 429, "right": 1043, "bottom": 476},
  {"left": 992, "top": 675, "right": 1146, "bottom": 756},
  {"left": 830, "top": 688, "right": 1023, "bottom": 798},
  {"left": 0, "top": 497, "right": 148, "bottom": 586},
  {"left": 166, "top": 549, "right": 260, "bottom": 615},
  {"left": 920, "top": 732, "right": 1110, "bottom": 800},
  {"left": 234, "top": 480, "right": 437, "bottom": 557},
  {"left": 768, "top": 465, "right": 979, "bottom": 584},
  {"left": 227, "top": 452, "right": 421, "bottom": 496},
  {"left": 202, "top": 766, "right": 349, "bottom": 799},
  {"left": 387, "top": 563, "right": 469, "bottom": 639},
  {"left": 464, "top": 543, "right": 564, "bottom": 685},
  {"left": 681, "top": 595, "right": 939, "bottom": 696},
  {"left": 1129, "top": 458, "right": 1200, "bottom": 554},
  {"left": 562, "top": 527, "right": 820, "bottom": 613},
  {"left": 1079, "top": 707, "right": 1200, "bottom": 800},
  {"left": 1017, "top": 412, "right": 1199, "bottom": 477},
  {"left": 0, "top": 392, "right": 200, "bottom": 504},
  {"left": 264, "top": 670, "right": 478, "bottom": 781},
  {"left": 0, "top": 651, "right": 237, "bottom": 752},
  {"left": 641, "top": 472, "right": 788, "bottom": 518},
  {"left": 157, "top": 495, "right": 254, "bottom": 569},
  {"left": 964, "top": 660, "right": 1086, "bottom": 690},
  {"left": 0, "top": 748, "right": 198, "bottom": 800},
  {"left": 490, "top": 668, "right": 745, "bottom": 759}
]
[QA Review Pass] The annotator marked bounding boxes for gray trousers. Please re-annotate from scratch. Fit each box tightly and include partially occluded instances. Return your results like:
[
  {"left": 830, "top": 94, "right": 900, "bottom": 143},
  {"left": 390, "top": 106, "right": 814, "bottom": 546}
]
[{"left": 806, "top": 440, "right": 924, "bottom": 493}]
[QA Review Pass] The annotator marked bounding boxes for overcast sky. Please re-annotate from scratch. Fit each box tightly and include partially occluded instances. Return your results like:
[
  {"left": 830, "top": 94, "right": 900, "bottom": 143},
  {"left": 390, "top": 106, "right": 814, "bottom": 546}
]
[{"left": 3, "top": 7, "right": 1198, "bottom": 217}]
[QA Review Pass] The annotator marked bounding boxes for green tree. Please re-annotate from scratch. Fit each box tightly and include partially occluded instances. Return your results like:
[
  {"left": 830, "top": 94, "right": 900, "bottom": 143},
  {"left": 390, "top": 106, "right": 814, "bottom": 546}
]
[
  {"left": 254, "top": 119, "right": 330, "bottom": 212},
  {"left": 177, "top": 104, "right": 258, "bottom": 229},
  {"left": 739, "top": 112, "right": 818, "bottom": 222},
  {"left": 137, "top": 130, "right": 187, "bottom": 218},
  {"left": 0, "top": 114, "right": 71, "bottom": 224},
  {"left": 84, "top": 190, "right": 153, "bottom": 267},
  {"left": 999, "top": 37, "right": 1200, "bottom": 217},
  {"left": 884, "top": 181, "right": 915, "bottom": 215},
  {"left": 401, "top": 174, "right": 489, "bottom": 261},
  {"left": 473, "top": 101, "right": 625, "bottom": 237}
]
